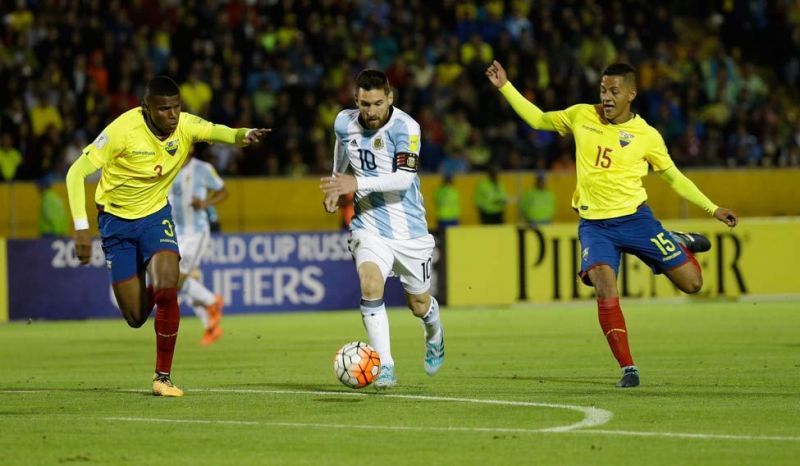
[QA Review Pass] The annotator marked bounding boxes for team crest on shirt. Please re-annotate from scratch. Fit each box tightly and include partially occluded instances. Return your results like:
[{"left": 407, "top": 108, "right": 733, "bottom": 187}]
[
  {"left": 372, "top": 137, "right": 384, "bottom": 150},
  {"left": 619, "top": 131, "right": 634, "bottom": 147},
  {"left": 165, "top": 139, "right": 179, "bottom": 155}
]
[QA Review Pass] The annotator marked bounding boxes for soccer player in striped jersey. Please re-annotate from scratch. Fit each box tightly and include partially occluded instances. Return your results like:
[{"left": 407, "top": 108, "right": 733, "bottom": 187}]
[
  {"left": 487, "top": 60, "right": 738, "bottom": 388},
  {"left": 66, "top": 76, "right": 269, "bottom": 396},
  {"left": 320, "top": 69, "right": 444, "bottom": 389},
  {"left": 168, "top": 155, "right": 227, "bottom": 346}
]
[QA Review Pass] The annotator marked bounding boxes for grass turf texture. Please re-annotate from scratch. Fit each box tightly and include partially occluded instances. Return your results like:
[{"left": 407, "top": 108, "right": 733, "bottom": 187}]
[{"left": 1, "top": 300, "right": 798, "bottom": 465}]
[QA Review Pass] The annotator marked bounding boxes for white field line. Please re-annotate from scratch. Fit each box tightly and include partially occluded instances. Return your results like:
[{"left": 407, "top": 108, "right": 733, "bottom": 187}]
[
  {"left": 4, "top": 388, "right": 799, "bottom": 441},
  {"left": 193, "top": 388, "right": 613, "bottom": 432},
  {"left": 100, "top": 416, "right": 800, "bottom": 442},
  {"left": 103, "top": 416, "right": 590, "bottom": 435},
  {"left": 575, "top": 429, "right": 800, "bottom": 442}
]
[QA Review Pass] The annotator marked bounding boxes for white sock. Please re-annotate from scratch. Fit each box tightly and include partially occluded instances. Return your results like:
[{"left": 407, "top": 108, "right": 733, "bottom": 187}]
[
  {"left": 190, "top": 304, "right": 209, "bottom": 328},
  {"left": 421, "top": 296, "right": 442, "bottom": 343},
  {"left": 360, "top": 298, "right": 394, "bottom": 367},
  {"left": 181, "top": 278, "right": 216, "bottom": 328},
  {"left": 183, "top": 278, "right": 216, "bottom": 306}
]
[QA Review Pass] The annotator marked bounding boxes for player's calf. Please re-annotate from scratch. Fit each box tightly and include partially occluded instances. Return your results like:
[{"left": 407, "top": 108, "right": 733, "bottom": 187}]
[{"left": 665, "top": 260, "right": 703, "bottom": 294}]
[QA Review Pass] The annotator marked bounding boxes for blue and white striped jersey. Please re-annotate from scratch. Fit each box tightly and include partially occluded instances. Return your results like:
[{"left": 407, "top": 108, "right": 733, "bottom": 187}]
[
  {"left": 333, "top": 107, "right": 429, "bottom": 240},
  {"left": 168, "top": 158, "right": 224, "bottom": 235}
]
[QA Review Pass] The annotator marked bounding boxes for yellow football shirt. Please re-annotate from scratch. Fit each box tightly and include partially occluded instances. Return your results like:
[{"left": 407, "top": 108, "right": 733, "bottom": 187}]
[
  {"left": 547, "top": 104, "right": 675, "bottom": 219},
  {"left": 83, "top": 108, "right": 214, "bottom": 219}
]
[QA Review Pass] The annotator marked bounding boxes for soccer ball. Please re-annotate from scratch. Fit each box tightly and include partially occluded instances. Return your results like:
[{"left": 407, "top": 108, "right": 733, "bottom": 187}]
[{"left": 333, "top": 341, "right": 381, "bottom": 389}]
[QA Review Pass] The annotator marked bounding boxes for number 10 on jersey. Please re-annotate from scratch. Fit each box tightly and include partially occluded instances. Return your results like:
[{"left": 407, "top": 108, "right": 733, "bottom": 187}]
[{"left": 359, "top": 149, "right": 377, "bottom": 170}]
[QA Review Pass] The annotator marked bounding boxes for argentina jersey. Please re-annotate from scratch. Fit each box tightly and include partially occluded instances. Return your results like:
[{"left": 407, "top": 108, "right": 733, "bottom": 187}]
[
  {"left": 333, "top": 107, "right": 428, "bottom": 240},
  {"left": 168, "top": 158, "right": 224, "bottom": 235}
]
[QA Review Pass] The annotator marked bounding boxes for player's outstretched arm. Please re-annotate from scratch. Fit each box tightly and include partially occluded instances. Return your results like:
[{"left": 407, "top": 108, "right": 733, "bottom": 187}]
[
  {"left": 320, "top": 170, "right": 415, "bottom": 198},
  {"left": 65, "top": 156, "right": 101, "bottom": 264},
  {"left": 486, "top": 60, "right": 557, "bottom": 131},
  {"left": 658, "top": 166, "right": 738, "bottom": 227},
  {"left": 208, "top": 125, "right": 271, "bottom": 147}
]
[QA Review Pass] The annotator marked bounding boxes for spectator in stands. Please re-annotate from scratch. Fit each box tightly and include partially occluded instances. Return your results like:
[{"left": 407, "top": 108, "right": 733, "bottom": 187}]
[
  {"left": 435, "top": 173, "right": 461, "bottom": 230},
  {"left": 37, "top": 175, "right": 69, "bottom": 237},
  {"left": 0, "top": 133, "right": 22, "bottom": 181},
  {"left": 1, "top": 0, "right": 799, "bottom": 178},
  {"left": 180, "top": 62, "right": 213, "bottom": 116},
  {"left": 474, "top": 166, "right": 507, "bottom": 225},
  {"left": 29, "top": 91, "right": 63, "bottom": 138},
  {"left": 520, "top": 173, "right": 556, "bottom": 227}
]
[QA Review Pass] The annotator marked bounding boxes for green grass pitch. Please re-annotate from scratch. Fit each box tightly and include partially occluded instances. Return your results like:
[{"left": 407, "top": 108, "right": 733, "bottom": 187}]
[{"left": 1, "top": 300, "right": 799, "bottom": 465}]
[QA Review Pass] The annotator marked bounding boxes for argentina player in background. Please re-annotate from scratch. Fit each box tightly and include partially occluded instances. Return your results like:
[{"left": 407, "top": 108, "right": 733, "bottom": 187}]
[
  {"left": 168, "top": 152, "right": 226, "bottom": 346},
  {"left": 320, "top": 69, "right": 444, "bottom": 389}
]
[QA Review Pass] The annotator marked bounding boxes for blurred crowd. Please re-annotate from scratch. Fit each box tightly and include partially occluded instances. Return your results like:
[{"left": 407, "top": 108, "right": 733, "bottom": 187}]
[{"left": 2, "top": 0, "right": 800, "bottom": 182}]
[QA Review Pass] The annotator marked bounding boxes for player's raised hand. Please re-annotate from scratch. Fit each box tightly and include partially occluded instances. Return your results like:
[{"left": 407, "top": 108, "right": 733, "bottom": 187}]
[
  {"left": 714, "top": 207, "right": 738, "bottom": 228},
  {"left": 74, "top": 229, "right": 92, "bottom": 265},
  {"left": 486, "top": 60, "right": 508, "bottom": 88},
  {"left": 320, "top": 174, "right": 358, "bottom": 197},
  {"left": 244, "top": 128, "right": 271, "bottom": 145}
]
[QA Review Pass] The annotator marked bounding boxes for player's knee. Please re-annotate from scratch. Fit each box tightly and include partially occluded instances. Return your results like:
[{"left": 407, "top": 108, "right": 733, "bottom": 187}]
[
  {"left": 118, "top": 302, "right": 150, "bottom": 328},
  {"left": 358, "top": 268, "right": 384, "bottom": 298},
  {"left": 683, "top": 275, "right": 703, "bottom": 294},
  {"left": 123, "top": 313, "right": 147, "bottom": 328},
  {"left": 588, "top": 265, "right": 618, "bottom": 298}
]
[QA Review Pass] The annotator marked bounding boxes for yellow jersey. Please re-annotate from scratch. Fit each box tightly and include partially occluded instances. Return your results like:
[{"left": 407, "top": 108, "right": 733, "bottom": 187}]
[
  {"left": 83, "top": 108, "right": 214, "bottom": 219},
  {"left": 548, "top": 104, "right": 675, "bottom": 219}
]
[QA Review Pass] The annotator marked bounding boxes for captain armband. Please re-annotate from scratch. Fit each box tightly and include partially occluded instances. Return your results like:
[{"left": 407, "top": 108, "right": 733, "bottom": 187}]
[{"left": 394, "top": 152, "right": 419, "bottom": 173}]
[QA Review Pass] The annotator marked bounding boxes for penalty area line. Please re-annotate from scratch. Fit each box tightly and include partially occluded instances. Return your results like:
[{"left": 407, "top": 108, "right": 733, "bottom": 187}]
[
  {"left": 574, "top": 429, "right": 800, "bottom": 442},
  {"left": 102, "top": 417, "right": 579, "bottom": 435},
  {"left": 100, "top": 417, "right": 800, "bottom": 442}
]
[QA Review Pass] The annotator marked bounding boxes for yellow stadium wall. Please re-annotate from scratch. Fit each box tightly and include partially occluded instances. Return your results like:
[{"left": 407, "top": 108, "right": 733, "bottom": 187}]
[
  {"left": 1, "top": 168, "right": 799, "bottom": 237},
  {"left": 445, "top": 218, "right": 800, "bottom": 306}
]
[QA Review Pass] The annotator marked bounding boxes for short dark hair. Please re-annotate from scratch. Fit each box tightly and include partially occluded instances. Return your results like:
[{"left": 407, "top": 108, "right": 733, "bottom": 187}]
[
  {"left": 146, "top": 76, "right": 180, "bottom": 97},
  {"left": 356, "top": 69, "right": 390, "bottom": 94},
  {"left": 602, "top": 63, "right": 636, "bottom": 87}
]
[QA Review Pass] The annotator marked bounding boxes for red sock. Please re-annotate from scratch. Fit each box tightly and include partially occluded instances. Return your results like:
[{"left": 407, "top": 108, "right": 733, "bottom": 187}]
[
  {"left": 154, "top": 287, "right": 180, "bottom": 374},
  {"left": 680, "top": 244, "right": 701, "bottom": 272},
  {"left": 597, "top": 297, "right": 634, "bottom": 367}
]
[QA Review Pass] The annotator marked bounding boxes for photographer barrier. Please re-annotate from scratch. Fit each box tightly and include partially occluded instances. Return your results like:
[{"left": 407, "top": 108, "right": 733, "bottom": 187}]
[
  {"left": 2, "top": 231, "right": 405, "bottom": 321},
  {"left": 446, "top": 218, "right": 800, "bottom": 306}
]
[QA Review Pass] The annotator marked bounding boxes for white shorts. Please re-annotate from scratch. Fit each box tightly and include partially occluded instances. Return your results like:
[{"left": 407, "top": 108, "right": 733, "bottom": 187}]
[
  {"left": 348, "top": 229, "right": 435, "bottom": 295},
  {"left": 177, "top": 230, "right": 210, "bottom": 275}
]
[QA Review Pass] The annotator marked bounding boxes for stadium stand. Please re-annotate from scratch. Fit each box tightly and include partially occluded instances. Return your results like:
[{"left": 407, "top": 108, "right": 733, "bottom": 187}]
[{"left": 1, "top": 0, "right": 799, "bottom": 181}]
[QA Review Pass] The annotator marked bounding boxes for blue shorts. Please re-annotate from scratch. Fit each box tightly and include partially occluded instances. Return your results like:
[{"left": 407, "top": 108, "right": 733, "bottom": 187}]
[
  {"left": 578, "top": 204, "right": 689, "bottom": 286},
  {"left": 98, "top": 204, "right": 180, "bottom": 284}
]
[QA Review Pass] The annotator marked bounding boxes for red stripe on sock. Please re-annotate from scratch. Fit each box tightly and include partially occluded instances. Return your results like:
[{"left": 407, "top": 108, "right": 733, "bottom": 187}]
[
  {"left": 154, "top": 287, "right": 180, "bottom": 374},
  {"left": 680, "top": 244, "right": 700, "bottom": 271},
  {"left": 597, "top": 297, "right": 634, "bottom": 367}
]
